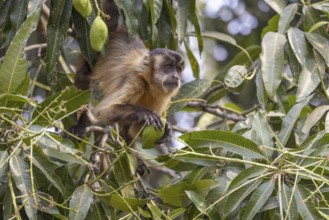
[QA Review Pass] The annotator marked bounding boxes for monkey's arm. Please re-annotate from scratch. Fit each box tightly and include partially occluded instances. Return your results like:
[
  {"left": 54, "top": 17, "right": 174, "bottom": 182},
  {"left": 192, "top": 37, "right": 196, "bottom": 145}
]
[{"left": 107, "top": 104, "right": 164, "bottom": 130}]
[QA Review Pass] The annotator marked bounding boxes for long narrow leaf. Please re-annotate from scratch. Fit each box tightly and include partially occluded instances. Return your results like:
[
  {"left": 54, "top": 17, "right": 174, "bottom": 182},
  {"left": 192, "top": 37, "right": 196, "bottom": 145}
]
[
  {"left": 260, "top": 32, "right": 286, "bottom": 100},
  {"left": 0, "top": 12, "right": 39, "bottom": 93},
  {"left": 241, "top": 180, "right": 275, "bottom": 220},
  {"left": 10, "top": 155, "right": 37, "bottom": 220},
  {"left": 69, "top": 184, "right": 93, "bottom": 220}
]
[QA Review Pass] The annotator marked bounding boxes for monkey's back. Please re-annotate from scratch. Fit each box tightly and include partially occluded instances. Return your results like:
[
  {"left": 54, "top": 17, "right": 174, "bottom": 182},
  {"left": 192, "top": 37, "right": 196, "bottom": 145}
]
[{"left": 91, "top": 30, "right": 154, "bottom": 120}]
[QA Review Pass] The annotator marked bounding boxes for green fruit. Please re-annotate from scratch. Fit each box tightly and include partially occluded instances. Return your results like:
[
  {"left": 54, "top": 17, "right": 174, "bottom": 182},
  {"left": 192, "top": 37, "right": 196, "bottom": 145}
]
[
  {"left": 73, "top": 0, "right": 92, "bottom": 18},
  {"left": 142, "top": 118, "right": 166, "bottom": 149},
  {"left": 90, "top": 16, "right": 108, "bottom": 52}
]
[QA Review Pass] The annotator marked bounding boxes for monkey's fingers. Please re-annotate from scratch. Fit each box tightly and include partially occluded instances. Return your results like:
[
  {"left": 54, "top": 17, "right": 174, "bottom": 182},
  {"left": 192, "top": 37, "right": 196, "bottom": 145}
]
[
  {"left": 156, "top": 121, "right": 172, "bottom": 144},
  {"left": 144, "top": 112, "right": 163, "bottom": 131},
  {"left": 151, "top": 112, "right": 163, "bottom": 131}
]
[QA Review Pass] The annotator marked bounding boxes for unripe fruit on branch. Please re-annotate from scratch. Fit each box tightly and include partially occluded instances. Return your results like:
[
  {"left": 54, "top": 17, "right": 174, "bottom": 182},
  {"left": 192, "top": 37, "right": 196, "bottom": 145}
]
[
  {"left": 90, "top": 16, "right": 108, "bottom": 52},
  {"left": 73, "top": 0, "right": 92, "bottom": 17},
  {"left": 142, "top": 118, "right": 166, "bottom": 149}
]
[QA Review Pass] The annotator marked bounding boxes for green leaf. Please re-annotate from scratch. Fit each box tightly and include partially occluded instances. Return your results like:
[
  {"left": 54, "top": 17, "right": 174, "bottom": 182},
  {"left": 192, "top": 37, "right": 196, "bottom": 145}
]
[
  {"left": 186, "top": 167, "right": 208, "bottom": 185},
  {"left": 0, "top": 151, "right": 9, "bottom": 177},
  {"left": 179, "top": 130, "right": 265, "bottom": 159},
  {"left": 281, "top": 184, "right": 298, "bottom": 220},
  {"left": 303, "top": 6, "right": 327, "bottom": 36},
  {"left": 287, "top": 28, "right": 309, "bottom": 66},
  {"left": 278, "top": 3, "right": 298, "bottom": 34},
  {"left": 107, "top": 194, "right": 146, "bottom": 211},
  {"left": 308, "top": 21, "right": 329, "bottom": 33},
  {"left": 184, "top": 41, "right": 200, "bottom": 78},
  {"left": 294, "top": 185, "right": 323, "bottom": 219},
  {"left": 302, "top": 105, "right": 329, "bottom": 136},
  {"left": 0, "top": 12, "right": 38, "bottom": 93},
  {"left": 149, "top": 0, "right": 162, "bottom": 43},
  {"left": 158, "top": 179, "right": 218, "bottom": 207},
  {"left": 255, "top": 69, "right": 267, "bottom": 109},
  {"left": 46, "top": 0, "right": 72, "bottom": 72},
  {"left": 260, "top": 32, "right": 286, "bottom": 100},
  {"left": 147, "top": 202, "right": 164, "bottom": 219},
  {"left": 278, "top": 95, "right": 312, "bottom": 146},
  {"left": 224, "top": 180, "right": 262, "bottom": 216},
  {"left": 252, "top": 112, "right": 274, "bottom": 157},
  {"left": 27, "top": 0, "right": 47, "bottom": 15},
  {"left": 71, "top": 9, "right": 97, "bottom": 67},
  {"left": 261, "top": 14, "right": 279, "bottom": 38},
  {"left": 264, "top": 0, "right": 286, "bottom": 14},
  {"left": 185, "top": 191, "right": 221, "bottom": 219},
  {"left": 241, "top": 180, "right": 275, "bottom": 220},
  {"left": 113, "top": 154, "right": 135, "bottom": 197},
  {"left": 224, "top": 65, "right": 248, "bottom": 88},
  {"left": 69, "top": 184, "right": 93, "bottom": 220},
  {"left": 2, "top": 0, "right": 29, "bottom": 47},
  {"left": 0, "top": 93, "right": 36, "bottom": 108},
  {"left": 31, "top": 86, "right": 90, "bottom": 126},
  {"left": 169, "top": 79, "right": 211, "bottom": 115},
  {"left": 228, "top": 166, "right": 267, "bottom": 191},
  {"left": 169, "top": 208, "right": 186, "bottom": 219},
  {"left": 113, "top": 0, "right": 142, "bottom": 38},
  {"left": 188, "top": 0, "right": 203, "bottom": 54},
  {"left": 296, "top": 60, "right": 320, "bottom": 102},
  {"left": 9, "top": 155, "right": 37, "bottom": 220},
  {"left": 305, "top": 32, "right": 329, "bottom": 68},
  {"left": 175, "top": 0, "right": 188, "bottom": 46},
  {"left": 30, "top": 146, "right": 64, "bottom": 195}
]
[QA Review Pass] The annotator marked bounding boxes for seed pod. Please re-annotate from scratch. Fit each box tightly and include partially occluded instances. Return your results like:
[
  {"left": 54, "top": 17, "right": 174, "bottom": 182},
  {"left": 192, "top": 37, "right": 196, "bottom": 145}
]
[
  {"left": 73, "top": 0, "right": 92, "bottom": 18},
  {"left": 142, "top": 118, "right": 166, "bottom": 149},
  {"left": 90, "top": 16, "right": 108, "bottom": 52}
]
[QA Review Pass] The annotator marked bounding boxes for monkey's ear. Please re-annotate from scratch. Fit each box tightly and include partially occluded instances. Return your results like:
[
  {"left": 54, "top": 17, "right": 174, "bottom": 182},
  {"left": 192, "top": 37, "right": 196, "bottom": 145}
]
[{"left": 142, "top": 55, "right": 149, "bottom": 66}]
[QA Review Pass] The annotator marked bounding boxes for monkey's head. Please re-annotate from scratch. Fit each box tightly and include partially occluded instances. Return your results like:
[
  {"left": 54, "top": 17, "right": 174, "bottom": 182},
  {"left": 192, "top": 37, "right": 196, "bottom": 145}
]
[{"left": 149, "top": 48, "right": 185, "bottom": 94}]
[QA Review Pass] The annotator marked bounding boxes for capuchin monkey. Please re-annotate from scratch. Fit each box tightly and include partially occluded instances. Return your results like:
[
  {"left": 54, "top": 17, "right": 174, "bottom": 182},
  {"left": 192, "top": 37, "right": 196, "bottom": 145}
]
[{"left": 89, "top": 29, "right": 185, "bottom": 146}]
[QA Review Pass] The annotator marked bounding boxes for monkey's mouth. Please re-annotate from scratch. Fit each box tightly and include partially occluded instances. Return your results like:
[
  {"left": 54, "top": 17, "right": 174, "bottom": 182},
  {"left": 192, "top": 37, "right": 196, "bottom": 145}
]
[{"left": 164, "top": 82, "right": 179, "bottom": 89}]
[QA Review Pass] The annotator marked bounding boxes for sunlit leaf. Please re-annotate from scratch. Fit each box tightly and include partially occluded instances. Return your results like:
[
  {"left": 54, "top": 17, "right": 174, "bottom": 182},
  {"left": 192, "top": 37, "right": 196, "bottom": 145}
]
[
  {"left": 278, "top": 3, "right": 298, "bottom": 34},
  {"left": 287, "top": 28, "right": 309, "bottom": 66},
  {"left": 107, "top": 194, "right": 146, "bottom": 211},
  {"left": 224, "top": 65, "right": 248, "bottom": 88},
  {"left": 296, "top": 60, "right": 320, "bottom": 102},
  {"left": 179, "top": 130, "right": 265, "bottom": 159},
  {"left": 264, "top": 0, "right": 286, "bottom": 14},
  {"left": 260, "top": 32, "right": 286, "bottom": 100}
]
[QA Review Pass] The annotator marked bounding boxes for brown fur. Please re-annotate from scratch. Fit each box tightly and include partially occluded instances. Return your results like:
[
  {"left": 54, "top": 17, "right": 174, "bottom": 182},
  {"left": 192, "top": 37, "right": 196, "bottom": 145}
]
[{"left": 90, "top": 30, "right": 184, "bottom": 143}]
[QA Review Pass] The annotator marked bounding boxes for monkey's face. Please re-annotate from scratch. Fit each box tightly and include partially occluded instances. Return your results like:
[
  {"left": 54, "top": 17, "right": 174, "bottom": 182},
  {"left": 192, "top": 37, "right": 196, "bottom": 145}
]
[{"left": 150, "top": 49, "right": 185, "bottom": 94}]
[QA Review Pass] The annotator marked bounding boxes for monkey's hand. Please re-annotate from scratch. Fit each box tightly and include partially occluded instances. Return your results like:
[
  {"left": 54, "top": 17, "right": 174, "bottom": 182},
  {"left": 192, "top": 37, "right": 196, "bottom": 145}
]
[
  {"left": 156, "top": 121, "right": 173, "bottom": 144},
  {"left": 141, "top": 110, "right": 164, "bottom": 131}
]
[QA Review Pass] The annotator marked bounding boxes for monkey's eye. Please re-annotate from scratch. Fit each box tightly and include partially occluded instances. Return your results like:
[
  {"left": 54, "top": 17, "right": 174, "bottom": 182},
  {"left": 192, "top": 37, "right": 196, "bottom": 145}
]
[{"left": 164, "top": 64, "right": 172, "bottom": 72}]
